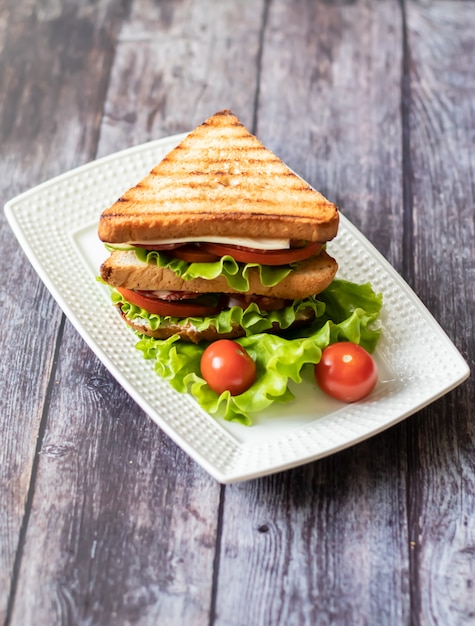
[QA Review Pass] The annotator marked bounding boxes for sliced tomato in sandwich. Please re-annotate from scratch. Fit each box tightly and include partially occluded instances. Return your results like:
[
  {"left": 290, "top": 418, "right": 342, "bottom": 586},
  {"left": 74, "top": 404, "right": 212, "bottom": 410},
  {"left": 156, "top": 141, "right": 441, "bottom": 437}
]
[
  {"left": 117, "top": 287, "right": 293, "bottom": 318},
  {"left": 133, "top": 243, "right": 219, "bottom": 263},
  {"left": 116, "top": 287, "right": 222, "bottom": 317},
  {"left": 135, "top": 241, "right": 322, "bottom": 265},
  {"left": 170, "top": 245, "right": 220, "bottom": 263},
  {"left": 201, "top": 241, "right": 321, "bottom": 265}
]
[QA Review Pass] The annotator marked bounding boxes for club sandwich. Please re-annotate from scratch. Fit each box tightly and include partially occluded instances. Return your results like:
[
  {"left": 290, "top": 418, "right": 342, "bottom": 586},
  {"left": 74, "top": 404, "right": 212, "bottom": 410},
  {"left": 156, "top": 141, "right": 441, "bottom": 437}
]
[{"left": 99, "top": 110, "right": 339, "bottom": 343}]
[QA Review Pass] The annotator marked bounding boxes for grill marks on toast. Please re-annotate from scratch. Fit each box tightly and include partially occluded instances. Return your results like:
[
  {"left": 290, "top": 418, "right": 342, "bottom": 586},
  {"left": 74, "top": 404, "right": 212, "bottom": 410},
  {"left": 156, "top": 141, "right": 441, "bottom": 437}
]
[{"left": 98, "top": 110, "right": 338, "bottom": 243}]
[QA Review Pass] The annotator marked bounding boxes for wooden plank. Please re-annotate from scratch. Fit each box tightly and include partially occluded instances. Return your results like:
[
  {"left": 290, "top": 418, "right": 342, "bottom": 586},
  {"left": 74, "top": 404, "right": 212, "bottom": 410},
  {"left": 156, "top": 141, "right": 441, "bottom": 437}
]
[
  {"left": 214, "top": 1, "right": 411, "bottom": 623},
  {"left": 404, "top": 2, "right": 475, "bottom": 623},
  {"left": 11, "top": 321, "right": 220, "bottom": 625},
  {"left": 0, "top": 282, "right": 62, "bottom": 625},
  {"left": 255, "top": 0, "right": 405, "bottom": 270},
  {"left": 8, "top": 0, "right": 266, "bottom": 623},
  {"left": 0, "top": 1, "right": 130, "bottom": 194},
  {"left": 96, "top": 0, "right": 268, "bottom": 156},
  {"left": 0, "top": 1, "right": 131, "bottom": 623},
  {"left": 217, "top": 440, "right": 410, "bottom": 625}
]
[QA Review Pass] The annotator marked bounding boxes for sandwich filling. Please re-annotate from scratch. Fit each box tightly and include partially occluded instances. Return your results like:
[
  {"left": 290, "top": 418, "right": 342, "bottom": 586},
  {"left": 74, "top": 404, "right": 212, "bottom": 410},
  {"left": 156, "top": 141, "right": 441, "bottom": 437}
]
[
  {"left": 123, "top": 235, "right": 292, "bottom": 249},
  {"left": 112, "top": 285, "right": 324, "bottom": 344},
  {"left": 107, "top": 239, "right": 321, "bottom": 268},
  {"left": 102, "top": 236, "right": 332, "bottom": 342},
  {"left": 116, "top": 287, "right": 292, "bottom": 317},
  {"left": 137, "top": 240, "right": 319, "bottom": 263},
  {"left": 101, "top": 233, "right": 337, "bottom": 342}
]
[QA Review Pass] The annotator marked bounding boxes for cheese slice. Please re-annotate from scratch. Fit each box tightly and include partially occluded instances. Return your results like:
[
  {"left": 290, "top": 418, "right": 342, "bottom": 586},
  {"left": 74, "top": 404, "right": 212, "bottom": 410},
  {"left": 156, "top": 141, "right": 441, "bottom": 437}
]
[{"left": 127, "top": 236, "right": 291, "bottom": 250}]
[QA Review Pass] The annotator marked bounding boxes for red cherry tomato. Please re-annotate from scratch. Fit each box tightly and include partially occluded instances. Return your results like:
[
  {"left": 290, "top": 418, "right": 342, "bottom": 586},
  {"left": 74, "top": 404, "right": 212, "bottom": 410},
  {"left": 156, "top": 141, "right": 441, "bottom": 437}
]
[
  {"left": 315, "top": 342, "right": 378, "bottom": 402},
  {"left": 200, "top": 340, "right": 257, "bottom": 396}
]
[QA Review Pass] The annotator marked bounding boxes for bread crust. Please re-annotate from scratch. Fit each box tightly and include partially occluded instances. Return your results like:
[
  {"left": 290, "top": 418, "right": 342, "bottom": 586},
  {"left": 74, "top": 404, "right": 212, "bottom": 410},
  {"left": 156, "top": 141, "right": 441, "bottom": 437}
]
[
  {"left": 101, "top": 249, "right": 338, "bottom": 299},
  {"left": 98, "top": 110, "right": 339, "bottom": 244}
]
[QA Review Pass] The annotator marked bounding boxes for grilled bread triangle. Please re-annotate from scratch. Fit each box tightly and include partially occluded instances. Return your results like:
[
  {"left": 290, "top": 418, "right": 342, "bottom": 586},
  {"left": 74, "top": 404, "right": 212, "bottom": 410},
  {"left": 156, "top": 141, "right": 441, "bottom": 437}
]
[{"left": 98, "top": 110, "right": 339, "bottom": 244}]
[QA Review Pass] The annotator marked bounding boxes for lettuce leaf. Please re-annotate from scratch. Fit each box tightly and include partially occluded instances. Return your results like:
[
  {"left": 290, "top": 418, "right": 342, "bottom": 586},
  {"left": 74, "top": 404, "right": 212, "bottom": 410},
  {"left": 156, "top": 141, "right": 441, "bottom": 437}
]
[
  {"left": 127, "top": 278, "right": 383, "bottom": 425},
  {"left": 113, "top": 289, "right": 325, "bottom": 337},
  {"left": 134, "top": 247, "right": 294, "bottom": 292}
]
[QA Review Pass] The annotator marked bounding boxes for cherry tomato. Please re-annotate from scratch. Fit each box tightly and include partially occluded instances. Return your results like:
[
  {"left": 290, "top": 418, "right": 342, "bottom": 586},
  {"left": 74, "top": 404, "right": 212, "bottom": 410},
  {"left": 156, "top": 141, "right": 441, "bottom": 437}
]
[
  {"left": 116, "top": 287, "right": 220, "bottom": 318},
  {"left": 200, "top": 340, "right": 257, "bottom": 396},
  {"left": 315, "top": 342, "right": 378, "bottom": 402},
  {"left": 201, "top": 241, "right": 322, "bottom": 265}
]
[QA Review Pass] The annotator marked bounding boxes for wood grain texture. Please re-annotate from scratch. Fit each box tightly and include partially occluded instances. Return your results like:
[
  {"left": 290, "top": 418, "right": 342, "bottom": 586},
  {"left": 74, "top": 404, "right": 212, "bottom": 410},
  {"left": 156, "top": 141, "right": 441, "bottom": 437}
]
[
  {"left": 404, "top": 2, "right": 475, "bottom": 624},
  {"left": 216, "top": 439, "right": 410, "bottom": 626},
  {"left": 10, "top": 321, "right": 220, "bottom": 626},
  {"left": 255, "top": 0, "right": 405, "bottom": 269},
  {"left": 96, "top": 0, "right": 267, "bottom": 157},
  {"left": 0, "top": 0, "right": 130, "bottom": 194},
  {"left": 0, "top": 281, "right": 62, "bottom": 625},
  {"left": 0, "top": 0, "right": 130, "bottom": 622}
]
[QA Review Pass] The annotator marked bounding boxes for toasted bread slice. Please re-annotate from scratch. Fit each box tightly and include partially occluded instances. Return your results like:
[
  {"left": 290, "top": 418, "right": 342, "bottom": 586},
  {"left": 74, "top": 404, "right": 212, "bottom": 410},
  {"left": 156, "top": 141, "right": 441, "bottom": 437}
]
[
  {"left": 100, "top": 249, "right": 338, "bottom": 300},
  {"left": 98, "top": 110, "right": 339, "bottom": 244}
]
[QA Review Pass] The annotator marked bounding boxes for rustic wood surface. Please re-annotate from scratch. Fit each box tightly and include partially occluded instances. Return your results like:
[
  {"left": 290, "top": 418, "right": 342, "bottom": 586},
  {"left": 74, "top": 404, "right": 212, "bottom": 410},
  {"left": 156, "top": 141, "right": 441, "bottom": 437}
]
[{"left": 1, "top": 1, "right": 473, "bottom": 625}]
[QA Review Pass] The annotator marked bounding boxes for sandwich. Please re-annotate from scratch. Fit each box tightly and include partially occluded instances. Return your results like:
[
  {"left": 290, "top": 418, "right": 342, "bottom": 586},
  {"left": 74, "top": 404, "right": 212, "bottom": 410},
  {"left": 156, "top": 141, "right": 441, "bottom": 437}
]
[
  {"left": 98, "top": 109, "right": 339, "bottom": 344},
  {"left": 98, "top": 110, "right": 383, "bottom": 425}
]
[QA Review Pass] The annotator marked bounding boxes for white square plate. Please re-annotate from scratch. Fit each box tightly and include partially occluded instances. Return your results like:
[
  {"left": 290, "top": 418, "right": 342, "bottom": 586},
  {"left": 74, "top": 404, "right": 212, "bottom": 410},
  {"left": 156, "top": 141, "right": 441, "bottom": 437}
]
[{"left": 5, "top": 135, "right": 470, "bottom": 483}]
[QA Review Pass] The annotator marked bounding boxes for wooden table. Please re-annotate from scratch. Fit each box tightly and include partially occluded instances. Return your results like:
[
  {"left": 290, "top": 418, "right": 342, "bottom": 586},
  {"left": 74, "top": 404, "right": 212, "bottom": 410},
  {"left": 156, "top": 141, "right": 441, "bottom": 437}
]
[{"left": 1, "top": 1, "right": 474, "bottom": 624}]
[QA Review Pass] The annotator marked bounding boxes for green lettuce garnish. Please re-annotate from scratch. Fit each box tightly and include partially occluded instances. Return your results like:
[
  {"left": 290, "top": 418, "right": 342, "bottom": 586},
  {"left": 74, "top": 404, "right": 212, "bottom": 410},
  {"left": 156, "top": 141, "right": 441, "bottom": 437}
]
[
  {"left": 134, "top": 247, "right": 294, "bottom": 292},
  {"left": 117, "top": 278, "right": 382, "bottom": 425},
  {"left": 114, "top": 289, "right": 324, "bottom": 337}
]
